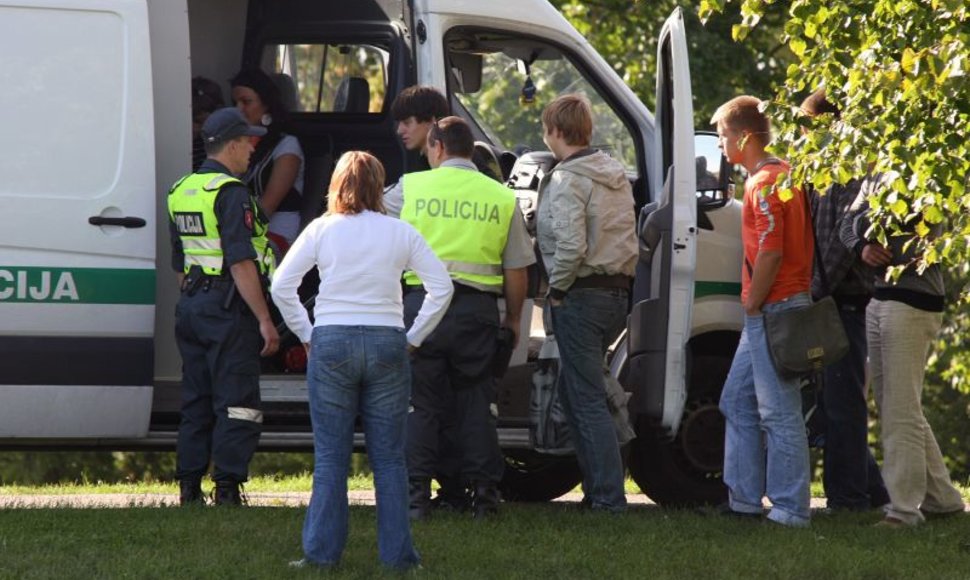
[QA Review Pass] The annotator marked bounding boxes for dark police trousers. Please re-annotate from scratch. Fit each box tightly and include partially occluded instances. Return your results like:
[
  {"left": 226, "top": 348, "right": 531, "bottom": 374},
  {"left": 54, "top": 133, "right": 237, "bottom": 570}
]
[
  {"left": 404, "top": 287, "right": 505, "bottom": 484},
  {"left": 174, "top": 278, "right": 262, "bottom": 484}
]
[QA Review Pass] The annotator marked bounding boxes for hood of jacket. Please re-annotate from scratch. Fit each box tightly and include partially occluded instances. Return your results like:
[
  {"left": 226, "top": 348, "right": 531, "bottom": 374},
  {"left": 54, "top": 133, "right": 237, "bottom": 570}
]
[{"left": 553, "top": 150, "right": 629, "bottom": 191}]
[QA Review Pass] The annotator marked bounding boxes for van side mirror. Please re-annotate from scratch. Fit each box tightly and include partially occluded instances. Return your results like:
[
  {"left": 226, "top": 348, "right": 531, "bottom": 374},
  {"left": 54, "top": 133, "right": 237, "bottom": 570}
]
[{"left": 694, "top": 131, "right": 732, "bottom": 209}]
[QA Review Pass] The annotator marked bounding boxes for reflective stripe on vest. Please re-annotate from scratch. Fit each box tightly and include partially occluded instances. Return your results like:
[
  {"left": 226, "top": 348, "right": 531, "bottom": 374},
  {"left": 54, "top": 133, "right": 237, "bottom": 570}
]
[
  {"left": 167, "top": 172, "right": 275, "bottom": 277},
  {"left": 400, "top": 167, "right": 516, "bottom": 292}
]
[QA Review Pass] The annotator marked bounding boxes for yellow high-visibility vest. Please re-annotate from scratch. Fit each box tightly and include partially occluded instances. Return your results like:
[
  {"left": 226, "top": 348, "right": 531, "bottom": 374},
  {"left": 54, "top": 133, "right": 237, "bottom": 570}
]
[
  {"left": 167, "top": 172, "right": 275, "bottom": 277},
  {"left": 400, "top": 166, "right": 516, "bottom": 292}
]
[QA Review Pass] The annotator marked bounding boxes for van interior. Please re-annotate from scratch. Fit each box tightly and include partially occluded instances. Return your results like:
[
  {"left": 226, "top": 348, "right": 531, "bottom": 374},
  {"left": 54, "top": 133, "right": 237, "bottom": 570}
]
[{"left": 153, "top": 0, "right": 653, "bottom": 451}]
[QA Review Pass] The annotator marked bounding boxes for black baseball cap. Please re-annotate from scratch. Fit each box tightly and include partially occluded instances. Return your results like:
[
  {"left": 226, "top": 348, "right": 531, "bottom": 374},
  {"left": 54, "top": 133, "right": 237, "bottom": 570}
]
[{"left": 201, "top": 107, "right": 267, "bottom": 144}]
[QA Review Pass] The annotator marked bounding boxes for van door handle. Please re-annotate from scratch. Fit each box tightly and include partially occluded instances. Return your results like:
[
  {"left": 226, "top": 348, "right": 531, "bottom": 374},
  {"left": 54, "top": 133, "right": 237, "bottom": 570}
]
[{"left": 89, "top": 216, "right": 147, "bottom": 228}]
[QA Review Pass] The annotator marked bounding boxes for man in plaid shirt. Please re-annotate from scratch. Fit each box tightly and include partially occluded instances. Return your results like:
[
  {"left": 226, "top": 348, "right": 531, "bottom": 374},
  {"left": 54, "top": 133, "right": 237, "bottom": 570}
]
[{"left": 802, "top": 89, "right": 890, "bottom": 512}]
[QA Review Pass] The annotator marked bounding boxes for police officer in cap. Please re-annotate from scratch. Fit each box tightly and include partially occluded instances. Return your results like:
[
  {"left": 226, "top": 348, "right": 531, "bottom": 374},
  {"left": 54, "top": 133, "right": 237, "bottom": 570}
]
[
  {"left": 168, "top": 107, "right": 280, "bottom": 506},
  {"left": 394, "top": 116, "right": 534, "bottom": 519}
]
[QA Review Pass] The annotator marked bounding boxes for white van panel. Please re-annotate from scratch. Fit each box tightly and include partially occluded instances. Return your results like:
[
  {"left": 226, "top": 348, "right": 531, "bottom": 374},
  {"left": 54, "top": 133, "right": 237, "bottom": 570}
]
[
  {"left": 0, "top": 0, "right": 157, "bottom": 438},
  {"left": 423, "top": 0, "right": 567, "bottom": 28},
  {"left": 0, "top": 4, "right": 125, "bottom": 199},
  {"left": 0, "top": 385, "right": 152, "bottom": 438},
  {"left": 655, "top": 10, "right": 697, "bottom": 434},
  {"left": 147, "top": 0, "right": 191, "bottom": 382},
  {"left": 0, "top": 304, "right": 153, "bottom": 337},
  {"left": 0, "top": 0, "right": 156, "bottom": 312}
]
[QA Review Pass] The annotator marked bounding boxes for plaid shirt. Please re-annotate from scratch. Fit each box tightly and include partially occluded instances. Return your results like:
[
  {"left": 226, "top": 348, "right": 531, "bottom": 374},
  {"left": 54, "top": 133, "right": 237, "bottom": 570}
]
[{"left": 809, "top": 179, "right": 874, "bottom": 300}]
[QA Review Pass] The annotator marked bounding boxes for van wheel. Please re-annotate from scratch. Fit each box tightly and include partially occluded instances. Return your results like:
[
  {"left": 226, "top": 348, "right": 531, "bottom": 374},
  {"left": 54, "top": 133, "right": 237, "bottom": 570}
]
[
  {"left": 628, "top": 352, "right": 732, "bottom": 507},
  {"left": 499, "top": 449, "right": 582, "bottom": 502}
]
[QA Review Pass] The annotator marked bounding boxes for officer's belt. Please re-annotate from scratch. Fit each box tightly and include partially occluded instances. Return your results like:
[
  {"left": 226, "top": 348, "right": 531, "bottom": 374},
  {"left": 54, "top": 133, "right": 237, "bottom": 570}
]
[
  {"left": 185, "top": 266, "right": 230, "bottom": 281},
  {"left": 405, "top": 280, "right": 498, "bottom": 297}
]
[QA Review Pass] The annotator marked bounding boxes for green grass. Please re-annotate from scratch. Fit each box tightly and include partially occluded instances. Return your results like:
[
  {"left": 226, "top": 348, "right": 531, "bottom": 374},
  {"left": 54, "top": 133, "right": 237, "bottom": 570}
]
[
  {"left": 0, "top": 474, "right": 373, "bottom": 495},
  {"left": 0, "top": 502, "right": 968, "bottom": 579},
  {"left": 3, "top": 477, "right": 968, "bottom": 502}
]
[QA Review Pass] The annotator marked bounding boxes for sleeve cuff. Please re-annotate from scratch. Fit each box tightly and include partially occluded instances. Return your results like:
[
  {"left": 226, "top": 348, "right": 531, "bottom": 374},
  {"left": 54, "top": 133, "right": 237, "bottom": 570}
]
[{"left": 854, "top": 240, "right": 867, "bottom": 257}]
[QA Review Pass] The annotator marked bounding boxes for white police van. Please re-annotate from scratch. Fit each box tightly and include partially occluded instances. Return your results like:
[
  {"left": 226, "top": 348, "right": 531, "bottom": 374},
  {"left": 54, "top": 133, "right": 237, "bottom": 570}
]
[{"left": 0, "top": 0, "right": 742, "bottom": 505}]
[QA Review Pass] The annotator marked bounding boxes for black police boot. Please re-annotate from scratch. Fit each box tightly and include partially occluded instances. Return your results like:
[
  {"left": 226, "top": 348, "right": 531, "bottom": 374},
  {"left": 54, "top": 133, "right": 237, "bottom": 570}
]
[
  {"left": 471, "top": 482, "right": 500, "bottom": 519},
  {"left": 409, "top": 478, "right": 432, "bottom": 521},
  {"left": 179, "top": 480, "right": 204, "bottom": 507},
  {"left": 213, "top": 482, "right": 245, "bottom": 507},
  {"left": 432, "top": 480, "right": 472, "bottom": 513}
]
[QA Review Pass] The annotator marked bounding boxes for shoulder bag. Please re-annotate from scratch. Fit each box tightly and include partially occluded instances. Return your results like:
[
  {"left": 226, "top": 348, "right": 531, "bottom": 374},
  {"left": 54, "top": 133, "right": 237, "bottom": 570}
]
[{"left": 750, "top": 187, "right": 849, "bottom": 378}]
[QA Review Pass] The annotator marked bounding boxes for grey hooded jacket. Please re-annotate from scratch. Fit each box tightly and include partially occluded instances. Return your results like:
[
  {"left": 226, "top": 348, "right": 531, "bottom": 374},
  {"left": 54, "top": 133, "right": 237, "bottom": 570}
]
[{"left": 536, "top": 150, "right": 637, "bottom": 294}]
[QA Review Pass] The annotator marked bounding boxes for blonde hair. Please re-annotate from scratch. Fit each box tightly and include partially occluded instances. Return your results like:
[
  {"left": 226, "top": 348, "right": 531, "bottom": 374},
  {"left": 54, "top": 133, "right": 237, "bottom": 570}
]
[
  {"left": 327, "top": 151, "right": 386, "bottom": 215},
  {"left": 541, "top": 94, "right": 593, "bottom": 147},
  {"left": 711, "top": 95, "right": 771, "bottom": 143}
]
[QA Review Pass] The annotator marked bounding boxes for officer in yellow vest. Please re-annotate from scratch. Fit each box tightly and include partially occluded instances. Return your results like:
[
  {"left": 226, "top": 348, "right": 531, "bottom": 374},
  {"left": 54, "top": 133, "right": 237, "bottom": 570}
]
[
  {"left": 168, "top": 107, "right": 280, "bottom": 506},
  {"left": 385, "top": 86, "right": 498, "bottom": 513},
  {"left": 396, "top": 116, "right": 534, "bottom": 518}
]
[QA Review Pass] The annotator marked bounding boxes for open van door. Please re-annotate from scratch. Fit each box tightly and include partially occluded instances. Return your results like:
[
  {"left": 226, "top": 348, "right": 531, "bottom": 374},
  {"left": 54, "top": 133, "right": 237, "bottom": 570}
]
[
  {"left": 0, "top": 0, "right": 156, "bottom": 438},
  {"left": 625, "top": 8, "right": 697, "bottom": 436}
]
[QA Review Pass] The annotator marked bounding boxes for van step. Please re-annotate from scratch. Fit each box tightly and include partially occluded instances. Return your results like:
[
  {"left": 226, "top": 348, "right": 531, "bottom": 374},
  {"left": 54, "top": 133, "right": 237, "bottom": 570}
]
[{"left": 261, "top": 375, "right": 309, "bottom": 403}]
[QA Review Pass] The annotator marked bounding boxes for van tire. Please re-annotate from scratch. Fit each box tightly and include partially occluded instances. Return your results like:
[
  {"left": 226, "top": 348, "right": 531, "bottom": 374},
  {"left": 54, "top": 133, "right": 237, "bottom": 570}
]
[
  {"left": 627, "top": 349, "right": 734, "bottom": 507},
  {"left": 498, "top": 449, "right": 582, "bottom": 502}
]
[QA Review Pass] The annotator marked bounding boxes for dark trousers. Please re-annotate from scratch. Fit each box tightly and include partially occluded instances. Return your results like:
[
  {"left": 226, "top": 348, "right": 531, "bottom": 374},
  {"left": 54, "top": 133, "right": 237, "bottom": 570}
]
[
  {"left": 174, "top": 285, "right": 262, "bottom": 484},
  {"left": 404, "top": 289, "right": 504, "bottom": 484},
  {"left": 820, "top": 302, "right": 890, "bottom": 509}
]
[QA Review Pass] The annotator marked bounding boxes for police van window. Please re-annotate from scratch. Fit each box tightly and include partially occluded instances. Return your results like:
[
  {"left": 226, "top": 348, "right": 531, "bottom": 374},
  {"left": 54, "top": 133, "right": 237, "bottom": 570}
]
[
  {"left": 267, "top": 43, "right": 389, "bottom": 114},
  {"left": 449, "top": 35, "right": 637, "bottom": 172}
]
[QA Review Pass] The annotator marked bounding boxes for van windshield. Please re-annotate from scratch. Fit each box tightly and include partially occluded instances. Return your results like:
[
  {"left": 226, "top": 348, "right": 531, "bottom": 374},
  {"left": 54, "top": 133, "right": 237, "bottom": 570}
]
[{"left": 448, "top": 33, "right": 637, "bottom": 172}]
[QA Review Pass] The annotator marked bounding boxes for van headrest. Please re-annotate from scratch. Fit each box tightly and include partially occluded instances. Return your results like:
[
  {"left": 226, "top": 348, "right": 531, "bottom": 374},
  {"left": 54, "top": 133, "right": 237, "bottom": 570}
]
[
  {"left": 333, "top": 77, "right": 370, "bottom": 113},
  {"left": 272, "top": 72, "right": 300, "bottom": 112}
]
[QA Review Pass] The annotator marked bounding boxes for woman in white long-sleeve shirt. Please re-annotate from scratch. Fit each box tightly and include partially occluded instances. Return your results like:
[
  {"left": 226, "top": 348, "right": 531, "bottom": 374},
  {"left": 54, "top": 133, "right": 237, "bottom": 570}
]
[{"left": 271, "top": 151, "right": 453, "bottom": 571}]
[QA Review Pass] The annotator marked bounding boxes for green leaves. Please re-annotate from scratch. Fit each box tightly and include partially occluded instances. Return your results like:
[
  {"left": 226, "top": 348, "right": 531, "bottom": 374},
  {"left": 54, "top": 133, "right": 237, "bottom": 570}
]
[
  {"left": 715, "top": 0, "right": 968, "bottom": 273},
  {"left": 901, "top": 47, "right": 919, "bottom": 75}
]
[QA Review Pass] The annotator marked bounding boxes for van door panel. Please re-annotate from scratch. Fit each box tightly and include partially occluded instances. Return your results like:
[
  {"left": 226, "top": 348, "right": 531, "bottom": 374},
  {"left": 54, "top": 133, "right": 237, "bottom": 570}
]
[
  {"left": 626, "top": 8, "right": 697, "bottom": 436},
  {"left": 0, "top": 0, "right": 156, "bottom": 438}
]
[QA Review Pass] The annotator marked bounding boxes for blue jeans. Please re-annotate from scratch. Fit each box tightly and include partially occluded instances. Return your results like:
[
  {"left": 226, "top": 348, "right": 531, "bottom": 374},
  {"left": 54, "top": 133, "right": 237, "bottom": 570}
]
[
  {"left": 719, "top": 293, "right": 812, "bottom": 526},
  {"left": 820, "top": 302, "right": 890, "bottom": 509},
  {"left": 551, "top": 288, "right": 628, "bottom": 511},
  {"left": 302, "top": 325, "right": 420, "bottom": 570}
]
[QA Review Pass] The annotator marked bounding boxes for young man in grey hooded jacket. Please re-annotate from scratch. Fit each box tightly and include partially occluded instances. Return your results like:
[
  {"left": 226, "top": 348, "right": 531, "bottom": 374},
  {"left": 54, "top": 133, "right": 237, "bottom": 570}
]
[{"left": 535, "top": 93, "right": 637, "bottom": 512}]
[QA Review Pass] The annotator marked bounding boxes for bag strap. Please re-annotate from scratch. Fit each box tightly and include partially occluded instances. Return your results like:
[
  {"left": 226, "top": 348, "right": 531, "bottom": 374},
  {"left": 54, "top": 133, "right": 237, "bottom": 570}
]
[{"left": 804, "top": 185, "right": 830, "bottom": 297}]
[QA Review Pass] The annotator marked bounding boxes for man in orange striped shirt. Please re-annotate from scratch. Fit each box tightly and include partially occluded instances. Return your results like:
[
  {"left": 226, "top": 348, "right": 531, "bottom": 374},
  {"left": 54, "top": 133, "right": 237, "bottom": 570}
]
[{"left": 713, "top": 96, "right": 814, "bottom": 527}]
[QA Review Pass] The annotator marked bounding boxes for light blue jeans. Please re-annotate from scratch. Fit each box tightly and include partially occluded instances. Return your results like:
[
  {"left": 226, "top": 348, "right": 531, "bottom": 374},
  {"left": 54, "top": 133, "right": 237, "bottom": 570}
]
[
  {"left": 302, "top": 325, "right": 420, "bottom": 570},
  {"left": 719, "top": 292, "right": 811, "bottom": 527}
]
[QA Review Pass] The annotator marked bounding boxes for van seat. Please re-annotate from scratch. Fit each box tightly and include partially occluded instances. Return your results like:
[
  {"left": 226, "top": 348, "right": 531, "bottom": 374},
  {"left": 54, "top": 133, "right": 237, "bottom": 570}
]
[
  {"left": 300, "top": 149, "right": 333, "bottom": 229},
  {"left": 272, "top": 72, "right": 300, "bottom": 112},
  {"left": 333, "top": 77, "right": 370, "bottom": 113}
]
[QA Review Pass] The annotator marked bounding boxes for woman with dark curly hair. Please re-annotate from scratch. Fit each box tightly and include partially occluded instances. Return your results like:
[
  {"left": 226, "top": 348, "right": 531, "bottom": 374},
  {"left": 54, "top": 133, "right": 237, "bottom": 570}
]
[{"left": 230, "top": 68, "right": 305, "bottom": 249}]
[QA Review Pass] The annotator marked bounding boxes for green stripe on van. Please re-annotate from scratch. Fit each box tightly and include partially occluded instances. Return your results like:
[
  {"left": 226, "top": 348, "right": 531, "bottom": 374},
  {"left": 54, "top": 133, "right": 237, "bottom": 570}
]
[
  {"left": 695, "top": 281, "right": 742, "bottom": 298},
  {"left": 0, "top": 267, "right": 155, "bottom": 304}
]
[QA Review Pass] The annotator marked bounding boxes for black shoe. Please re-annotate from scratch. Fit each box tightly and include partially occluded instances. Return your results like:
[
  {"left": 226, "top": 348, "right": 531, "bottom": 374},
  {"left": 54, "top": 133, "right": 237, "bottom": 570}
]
[
  {"left": 432, "top": 486, "right": 472, "bottom": 513},
  {"left": 471, "top": 483, "right": 500, "bottom": 519},
  {"left": 213, "top": 482, "right": 246, "bottom": 507},
  {"left": 179, "top": 480, "right": 204, "bottom": 506},
  {"left": 409, "top": 478, "right": 432, "bottom": 521}
]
